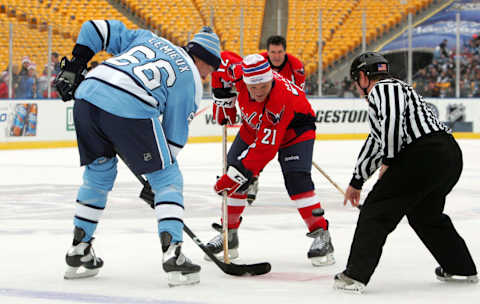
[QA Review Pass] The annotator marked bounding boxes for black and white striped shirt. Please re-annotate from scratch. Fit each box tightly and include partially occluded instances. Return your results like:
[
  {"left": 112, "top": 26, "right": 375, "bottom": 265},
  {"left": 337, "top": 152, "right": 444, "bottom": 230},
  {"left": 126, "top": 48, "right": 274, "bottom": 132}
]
[{"left": 350, "top": 78, "right": 450, "bottom": 189}]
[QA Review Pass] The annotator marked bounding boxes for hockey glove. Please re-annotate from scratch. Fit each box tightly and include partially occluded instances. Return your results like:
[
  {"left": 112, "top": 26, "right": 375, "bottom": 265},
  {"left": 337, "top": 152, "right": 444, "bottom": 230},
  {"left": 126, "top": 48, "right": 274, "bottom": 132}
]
[
  {"left": 213, "top": 103, "right": 237, "bottom": 125},
  {"left": 214, "top": 166, "right": 248, "bottom": 196},
  {"left": 54, "top": 56, "right": 88, "bottom": 101},
  {"left": 213, "top": 87, "right": 237, "bottom": 107},
  {"left": 212, "top": 87, "right": 237, "bottom": 125}
]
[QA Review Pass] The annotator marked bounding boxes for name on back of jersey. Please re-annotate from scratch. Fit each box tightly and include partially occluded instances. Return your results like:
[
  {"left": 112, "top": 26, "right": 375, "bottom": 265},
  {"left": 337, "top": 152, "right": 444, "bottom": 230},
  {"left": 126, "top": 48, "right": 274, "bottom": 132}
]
[{"left": 147, "top": 37, "right": 190, "bottom": 73}]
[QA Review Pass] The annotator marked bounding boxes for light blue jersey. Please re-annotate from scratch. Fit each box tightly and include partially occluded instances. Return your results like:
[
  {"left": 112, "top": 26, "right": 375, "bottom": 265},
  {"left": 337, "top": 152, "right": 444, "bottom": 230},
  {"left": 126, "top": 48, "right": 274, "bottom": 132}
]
[{"left": 74, "top": 20, "right": 203, "bottom": 149}]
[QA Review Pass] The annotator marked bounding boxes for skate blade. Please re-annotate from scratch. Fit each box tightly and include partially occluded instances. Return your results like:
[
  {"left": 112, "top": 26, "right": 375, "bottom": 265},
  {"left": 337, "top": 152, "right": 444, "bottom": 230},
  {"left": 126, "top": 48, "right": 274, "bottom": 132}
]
[
  {"left": 203, "top": 248, "right": 239, "bottom": 262},
  {"left": 437, "top": 274, "right": 479, "bottom": 283},
  {"left": 64, "top": 266, "right": 100, "bottom": 280},
  {"left": 333, "top": 280, "right": 365, "bottom": 294},
  {"left": 310, "top": 253, "right": 335, "bottom": 266},
  {"left": 167, "top": 271, "right": 200, "bottom": 287}
]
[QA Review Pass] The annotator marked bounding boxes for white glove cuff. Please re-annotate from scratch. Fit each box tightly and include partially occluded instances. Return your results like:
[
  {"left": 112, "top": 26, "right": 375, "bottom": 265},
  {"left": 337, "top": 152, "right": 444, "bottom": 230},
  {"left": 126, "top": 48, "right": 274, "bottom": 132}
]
[
  {"left": 226, "top": 166, "right": 248, "bottom": 185},
  {"left": 213, "top": 96, "right": 236, "bottom": 108}
]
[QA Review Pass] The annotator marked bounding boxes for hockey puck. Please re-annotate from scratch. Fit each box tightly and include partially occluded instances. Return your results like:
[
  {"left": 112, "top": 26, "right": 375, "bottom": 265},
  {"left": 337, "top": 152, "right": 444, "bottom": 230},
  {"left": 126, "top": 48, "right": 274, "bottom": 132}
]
[{"left": 312, "top": 208, "right": 325, "bottom": 217}]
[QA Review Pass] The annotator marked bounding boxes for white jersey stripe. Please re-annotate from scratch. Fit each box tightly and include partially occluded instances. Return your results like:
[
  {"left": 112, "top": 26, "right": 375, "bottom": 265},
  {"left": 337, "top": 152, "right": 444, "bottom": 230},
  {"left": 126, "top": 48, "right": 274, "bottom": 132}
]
[
  {"left": 227, "top": 197, "right": 246, "bottom": 207},
  {"left": 151, "top": 117, "right": 166, "bottom": 169},
  {"left": 75, "top": 204, "right": 104, "bottom": 222},
  {"left": 86, "top": 65, "right": 158, "bottom": 107},
  {"left": 293, "top": 194, "right": 319, "bottom": 208},
  {"left": 91, "top": 20, "right": 108, "bottom": 50},
  {"left": 155, "top": 203, "right": 184, "bottom": 221}
]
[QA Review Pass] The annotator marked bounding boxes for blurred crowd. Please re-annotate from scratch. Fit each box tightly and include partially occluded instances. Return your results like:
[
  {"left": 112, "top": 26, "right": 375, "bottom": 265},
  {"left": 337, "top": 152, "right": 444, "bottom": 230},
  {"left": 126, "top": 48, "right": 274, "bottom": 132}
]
[
  {"left": 0, "top": 53, "right": 99, "bottom": 99},
  {"left": 413, "top": 35, "right": 480, "bottom": 98},
  {"left": 3, "top": 33, "right": 480, "bottom": 100},
  {"left": 304, "top": 34, "right": 480, "bottom": 98}
]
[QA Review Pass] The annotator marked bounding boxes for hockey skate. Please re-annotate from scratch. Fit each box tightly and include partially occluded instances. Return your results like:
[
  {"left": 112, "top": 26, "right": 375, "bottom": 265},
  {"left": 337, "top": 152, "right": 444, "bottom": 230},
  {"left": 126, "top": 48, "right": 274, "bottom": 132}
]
[
  {"left": 204, "top": 222, "right": 239, "bottom": 261},
  {"left": 64, "top": 227, "right": 104, "bottom": 280},
  {"left": 306, "top": 227, "right": 335, "bottom": 266},
  {"left": 161, "top": 232, "right": 200, "bottom": 287},
  {"left": 246, "top": 177, "right": 259, "bottom": 205},
  {"left": 435, "top": 267, "right": 478, "bottom": 283},
  {"left": 333, "top": 272, "right": 366, "bottom": 294}
]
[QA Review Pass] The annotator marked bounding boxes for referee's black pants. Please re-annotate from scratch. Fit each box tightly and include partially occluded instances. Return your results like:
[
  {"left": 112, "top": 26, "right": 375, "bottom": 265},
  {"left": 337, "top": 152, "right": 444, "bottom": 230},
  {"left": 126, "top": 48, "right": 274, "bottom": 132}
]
[{"left": 345, "top": 133, "right": 477, "bottom": 285}]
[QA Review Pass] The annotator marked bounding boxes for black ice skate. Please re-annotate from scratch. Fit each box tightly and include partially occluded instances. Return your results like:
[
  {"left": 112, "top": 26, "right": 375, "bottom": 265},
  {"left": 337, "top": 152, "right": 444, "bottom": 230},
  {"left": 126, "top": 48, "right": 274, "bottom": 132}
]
[
  {"left": 64, "top": 227, "right": 103, "bottom": 279},
  {"left": 306, "top": 227, "right": 335, "bottom": 266},
  {"left": 435, "top": 266, "right": 478, "bottom": 283},
  {"left": 204, "top": 222, "right": 239, "bottom": 261},
  {"left": 161, "top": 232, "right": 200, "bottom": 287},
  {"left": 333, "top": 272, "right": 366, "bottom": 294},
  {"left": 246, "top": 177, "right": 259, "bottom": 205}
]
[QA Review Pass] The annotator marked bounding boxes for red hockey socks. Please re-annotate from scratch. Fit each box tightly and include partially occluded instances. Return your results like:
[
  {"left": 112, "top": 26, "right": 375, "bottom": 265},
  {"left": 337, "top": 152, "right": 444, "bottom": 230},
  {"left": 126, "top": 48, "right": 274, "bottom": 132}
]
[
  {"left": 292, "top": 191, "right": 328, "bottom": 232},
  {"left": 221, "top": 192, "right": 246, "bottom": 229}
]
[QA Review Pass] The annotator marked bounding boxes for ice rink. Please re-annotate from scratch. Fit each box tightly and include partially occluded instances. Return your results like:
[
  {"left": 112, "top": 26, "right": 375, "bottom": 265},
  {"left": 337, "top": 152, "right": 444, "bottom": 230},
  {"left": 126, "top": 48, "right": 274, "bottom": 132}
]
[{"left": 1, "top": 139, "right": 479, "bottom": 304}]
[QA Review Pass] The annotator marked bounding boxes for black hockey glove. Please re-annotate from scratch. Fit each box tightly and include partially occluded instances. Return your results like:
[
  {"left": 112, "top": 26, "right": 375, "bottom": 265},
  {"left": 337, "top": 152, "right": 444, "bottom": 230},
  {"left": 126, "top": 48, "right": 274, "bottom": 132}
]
[
  {"left": 212, "top": 87, "right": 237, "bottom": 108},
  {"left": 54, "top": 56, "right": 88, "bottom": 102}
]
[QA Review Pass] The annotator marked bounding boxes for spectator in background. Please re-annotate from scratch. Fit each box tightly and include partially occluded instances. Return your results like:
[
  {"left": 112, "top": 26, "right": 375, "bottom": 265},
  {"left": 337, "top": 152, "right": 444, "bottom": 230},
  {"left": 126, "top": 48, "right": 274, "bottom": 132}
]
[
  {"left": 52, "top": 52, "right": 61, "bottom": 75},
  {"left": 10, "top": 63, "right": 21, "bottom": 97},
  {"left": 36, "top": 64, "right": 52, "bottom": 98},
  {"left": 19, "top": 56, "right": 31, "bottom": 76},
  {"left": 304, "top": 73, "right": 318, "bottom": 95},
  {"left": 413, "top": 68, "right": 429, "bottom": 96},
  {"left": 0, "top": 71, "right": 9, "bottom": 98},
  {"left": 16, "top": 64, "right": 36, "bottom": 99},
  {"left": 434, "top": 39, "right": 451, "bottom": 63}
]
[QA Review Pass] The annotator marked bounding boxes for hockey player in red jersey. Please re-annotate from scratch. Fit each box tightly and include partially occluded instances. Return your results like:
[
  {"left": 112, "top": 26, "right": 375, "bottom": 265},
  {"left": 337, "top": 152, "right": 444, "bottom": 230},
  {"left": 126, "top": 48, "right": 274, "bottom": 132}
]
[
  {"left": 261, "top": 35, "right": 305, "bottom": 89},
  {"left": 242, "top": 35, "right": 306, "bottom": 205},
  {"left": 211, "top": 51, "right": 243, "bottom": 126},
  {"left": 206, "top": 54, "right": 334, "bottom": 266}
]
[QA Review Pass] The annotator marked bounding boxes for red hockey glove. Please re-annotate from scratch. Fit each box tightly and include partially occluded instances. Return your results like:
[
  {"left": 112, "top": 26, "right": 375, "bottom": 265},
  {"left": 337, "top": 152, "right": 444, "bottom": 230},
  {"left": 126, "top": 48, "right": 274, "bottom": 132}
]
[
  {"left": 214, "top": 166, "right": 248, "bottom": 196},
  {"left": 213, "top": 103, "right": 237, "bottom": 125}
]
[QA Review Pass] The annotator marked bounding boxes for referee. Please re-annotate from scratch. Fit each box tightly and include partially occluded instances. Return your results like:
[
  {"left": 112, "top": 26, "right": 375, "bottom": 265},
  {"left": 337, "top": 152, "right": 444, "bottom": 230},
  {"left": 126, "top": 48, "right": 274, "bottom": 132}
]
[{"left": 334, "top": 52, "right": 478, "bottom": 293}]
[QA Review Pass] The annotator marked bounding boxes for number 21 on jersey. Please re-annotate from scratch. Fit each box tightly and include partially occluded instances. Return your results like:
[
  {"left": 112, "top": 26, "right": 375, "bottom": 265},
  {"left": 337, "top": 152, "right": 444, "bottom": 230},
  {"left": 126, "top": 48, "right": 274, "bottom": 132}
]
[{"left": 261, "top": 128, "right": 277, "bottom": 145}]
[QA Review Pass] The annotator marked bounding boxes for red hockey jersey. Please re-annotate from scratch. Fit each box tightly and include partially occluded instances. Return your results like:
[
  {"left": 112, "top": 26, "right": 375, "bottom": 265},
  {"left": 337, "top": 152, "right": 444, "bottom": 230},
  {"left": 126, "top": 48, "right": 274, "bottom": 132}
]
[
  {"left": 211, "top": 51, "right": 243, "bottom": 90},
  {"left": 233, "top": 72, "right": 316, "bottom": 177},
  {"left": 260, "top": 52, "right": 305, "bottom": 89}
]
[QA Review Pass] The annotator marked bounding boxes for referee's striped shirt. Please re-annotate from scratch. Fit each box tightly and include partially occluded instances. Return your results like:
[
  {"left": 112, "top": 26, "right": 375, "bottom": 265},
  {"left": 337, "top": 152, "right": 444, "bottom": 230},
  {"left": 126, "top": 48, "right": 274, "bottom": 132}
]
[{"left": 350, "top": 78, "right": 450, "bottom": 189}]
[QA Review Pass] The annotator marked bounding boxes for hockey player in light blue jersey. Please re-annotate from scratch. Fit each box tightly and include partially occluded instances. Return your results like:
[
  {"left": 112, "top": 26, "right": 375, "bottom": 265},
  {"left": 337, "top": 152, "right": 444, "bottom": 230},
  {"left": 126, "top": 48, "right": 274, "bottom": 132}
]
[{"left": 55, "top": 20, "right": 221, "bottom": 286}]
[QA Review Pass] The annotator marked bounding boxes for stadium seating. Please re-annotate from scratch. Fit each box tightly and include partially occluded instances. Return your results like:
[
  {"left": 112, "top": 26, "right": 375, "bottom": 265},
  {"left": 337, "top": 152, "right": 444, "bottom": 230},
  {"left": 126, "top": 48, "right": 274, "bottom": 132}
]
[
  {"left": 0, "top": 0, "right": 434, "bottom": 84},
  {"left": 0, "top": 0, "right": 137, "bottom": 73},
  {"left": 120, "top": 0, "right": 203, "bottom": 46},
  {"left": 288, "top": 0, "right": 434, "bottom": 77},
  {"left": 192, "top": 0, "right": 265, "bottom": 56}
]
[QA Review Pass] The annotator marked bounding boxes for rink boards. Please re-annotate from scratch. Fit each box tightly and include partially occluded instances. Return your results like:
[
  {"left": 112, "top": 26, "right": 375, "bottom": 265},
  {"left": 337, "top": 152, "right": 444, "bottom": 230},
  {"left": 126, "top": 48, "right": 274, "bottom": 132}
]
[{"left": 0, "top": 97, "right": 479, "bottom": 149}]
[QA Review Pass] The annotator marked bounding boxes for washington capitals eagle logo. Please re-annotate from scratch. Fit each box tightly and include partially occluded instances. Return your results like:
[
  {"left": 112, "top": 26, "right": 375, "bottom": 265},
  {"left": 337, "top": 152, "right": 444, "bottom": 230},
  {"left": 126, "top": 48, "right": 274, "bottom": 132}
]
[{"left": 266, "top": 106, "right": 285, "bottom": 125}]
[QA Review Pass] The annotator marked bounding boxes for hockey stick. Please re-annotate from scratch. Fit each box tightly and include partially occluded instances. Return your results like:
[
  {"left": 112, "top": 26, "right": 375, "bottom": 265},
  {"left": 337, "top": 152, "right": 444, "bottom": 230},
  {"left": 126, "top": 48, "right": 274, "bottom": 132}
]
[
  {"left": 312, "top": 161, "right": 345, "bottom": 196},
  {"left": 118, "top": 155, "right": 271, "bottom": 276},
  {"left": 312, "top": 161, "right": 362, "bottom": 210},
  {"left": 221, "top": 125, "right": 230, "bottom": 264}
]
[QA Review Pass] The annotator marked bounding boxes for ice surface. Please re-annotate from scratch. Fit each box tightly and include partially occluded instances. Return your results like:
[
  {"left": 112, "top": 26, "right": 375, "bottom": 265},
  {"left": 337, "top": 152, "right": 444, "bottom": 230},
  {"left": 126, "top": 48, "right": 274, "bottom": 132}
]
[{"left": 1, "top": 140, "right": 479, "bottom": 303}]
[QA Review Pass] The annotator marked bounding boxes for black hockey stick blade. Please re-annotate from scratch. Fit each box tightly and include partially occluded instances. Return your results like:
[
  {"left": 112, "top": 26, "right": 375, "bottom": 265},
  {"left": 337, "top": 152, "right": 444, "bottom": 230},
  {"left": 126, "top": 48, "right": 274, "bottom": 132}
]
[
  {"left": 183, "top": 224, "right": 271, "bottom": 276},
  {"left": 312, "top": 208, "right": 325, "bottom": 217},
  {"left": 117, "top": 153, "right": 271, "bottom": 276}
]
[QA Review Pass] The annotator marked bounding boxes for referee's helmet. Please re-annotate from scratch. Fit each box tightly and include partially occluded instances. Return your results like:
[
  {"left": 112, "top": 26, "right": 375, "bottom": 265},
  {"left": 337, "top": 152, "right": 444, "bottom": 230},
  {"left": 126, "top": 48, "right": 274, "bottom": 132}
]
[{"left": 350, "top": 52, "right": 390, "bottom": 81}]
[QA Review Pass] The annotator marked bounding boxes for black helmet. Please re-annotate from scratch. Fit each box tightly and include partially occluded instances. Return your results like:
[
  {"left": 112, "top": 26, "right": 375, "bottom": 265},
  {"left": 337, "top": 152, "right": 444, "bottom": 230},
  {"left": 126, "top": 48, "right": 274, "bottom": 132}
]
[{"left": 350, "top": 52, "right": 390, "bottom": 81}]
